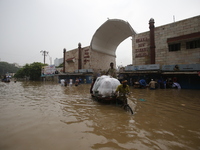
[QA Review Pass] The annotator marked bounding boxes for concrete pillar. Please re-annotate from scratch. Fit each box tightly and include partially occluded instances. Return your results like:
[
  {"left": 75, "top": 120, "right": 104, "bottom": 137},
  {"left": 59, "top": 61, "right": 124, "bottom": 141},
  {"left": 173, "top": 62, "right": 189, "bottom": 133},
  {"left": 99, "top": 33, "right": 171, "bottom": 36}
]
[
  {"left": 78, "top": 43, "right": 82, "bottom": 70},
  {"left": 149, "top": 18, "right": 156, "bottom": 64},
  {"left": 63, "top": 48, "right": 66, "bottom": 73}
]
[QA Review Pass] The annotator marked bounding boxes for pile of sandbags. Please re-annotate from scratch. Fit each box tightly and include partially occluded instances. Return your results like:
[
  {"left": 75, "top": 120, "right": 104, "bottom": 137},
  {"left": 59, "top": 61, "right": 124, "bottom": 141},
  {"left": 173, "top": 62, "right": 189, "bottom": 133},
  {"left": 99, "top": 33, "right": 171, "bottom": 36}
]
[{"left": 92, "top": 75, "right": 120, "bottom": 97}]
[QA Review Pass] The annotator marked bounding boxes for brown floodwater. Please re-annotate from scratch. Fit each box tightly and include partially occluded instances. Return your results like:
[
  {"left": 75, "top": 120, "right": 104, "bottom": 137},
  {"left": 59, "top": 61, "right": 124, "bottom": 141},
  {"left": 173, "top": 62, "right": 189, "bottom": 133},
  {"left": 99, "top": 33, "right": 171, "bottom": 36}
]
[{"left": 0, "top": 81, "right": 200, "bottom": 150}]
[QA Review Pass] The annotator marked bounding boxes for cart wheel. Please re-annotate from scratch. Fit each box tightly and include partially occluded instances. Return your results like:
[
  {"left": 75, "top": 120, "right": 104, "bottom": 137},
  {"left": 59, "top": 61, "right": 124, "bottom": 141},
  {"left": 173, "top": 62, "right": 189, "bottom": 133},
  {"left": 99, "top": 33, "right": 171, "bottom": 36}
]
[{"left": 124, "top": 104, "right": 133, "bottom": 115}]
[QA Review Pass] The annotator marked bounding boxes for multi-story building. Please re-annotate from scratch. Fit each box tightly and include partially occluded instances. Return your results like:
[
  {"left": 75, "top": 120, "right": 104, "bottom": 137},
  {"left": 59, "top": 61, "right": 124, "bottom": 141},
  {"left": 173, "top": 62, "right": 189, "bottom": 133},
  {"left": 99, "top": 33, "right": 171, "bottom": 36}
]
[
  {"left": 62, "top": 19, "right": 135, "bottom": 77},
  {"left": 125, "top": 15, "right": 200, "bottom": 89},
  {"left": 54, "top": 58, "right": 63, "bottom": 67},
  {"left": 132, "top": 15, "right": 200, "bottom": 65},
  {"left": 62, "top": 16, "right": 200, "bottom": 88}
]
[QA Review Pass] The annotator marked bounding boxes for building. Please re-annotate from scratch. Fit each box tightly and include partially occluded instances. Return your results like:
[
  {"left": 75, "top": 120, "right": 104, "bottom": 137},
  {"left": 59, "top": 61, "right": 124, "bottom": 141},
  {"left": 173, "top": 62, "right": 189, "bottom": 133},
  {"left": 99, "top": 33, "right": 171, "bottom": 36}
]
[
  {"left": 132, "top": 16, "right": 200, "bottom": 65},
  {"left": 62, "top": 19, "right": 135, "bottom": 83},
  {"left": 124, "top": 15, "right": 200, "bottom": 89},
  {"left": 54, "top": 58, "right": 63, "bottom": 67},
  {"left": 62, "top": 16, "right": 200, "bottom": 88}
]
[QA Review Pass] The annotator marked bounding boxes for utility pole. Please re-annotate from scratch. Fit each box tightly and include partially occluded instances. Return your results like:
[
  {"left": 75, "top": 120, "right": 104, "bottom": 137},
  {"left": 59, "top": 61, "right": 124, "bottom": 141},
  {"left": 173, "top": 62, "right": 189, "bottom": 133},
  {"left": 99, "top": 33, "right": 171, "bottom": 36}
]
[{"left": 40, "top": 50, "right": 49, "bottom": 64}]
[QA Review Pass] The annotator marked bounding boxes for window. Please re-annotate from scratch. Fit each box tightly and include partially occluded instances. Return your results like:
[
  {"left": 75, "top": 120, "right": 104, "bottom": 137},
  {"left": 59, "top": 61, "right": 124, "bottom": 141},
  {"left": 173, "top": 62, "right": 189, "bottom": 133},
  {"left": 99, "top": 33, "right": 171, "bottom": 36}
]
[
  {"left": 168, "top": 43, "right": 181, "bottom": 51},
  {"left": 186, "top": 39, "right": 200, "bottom": 49}
]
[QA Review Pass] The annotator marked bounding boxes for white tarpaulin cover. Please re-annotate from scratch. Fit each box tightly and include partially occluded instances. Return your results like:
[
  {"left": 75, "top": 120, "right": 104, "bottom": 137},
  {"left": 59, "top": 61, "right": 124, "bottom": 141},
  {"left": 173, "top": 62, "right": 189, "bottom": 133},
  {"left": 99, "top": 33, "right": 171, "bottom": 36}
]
[
  {"left": 92, "top": 75, "right": 120, "bottom": 97},
  {"left": 90, "top": 19, "right": 136, "bottom": 56}
]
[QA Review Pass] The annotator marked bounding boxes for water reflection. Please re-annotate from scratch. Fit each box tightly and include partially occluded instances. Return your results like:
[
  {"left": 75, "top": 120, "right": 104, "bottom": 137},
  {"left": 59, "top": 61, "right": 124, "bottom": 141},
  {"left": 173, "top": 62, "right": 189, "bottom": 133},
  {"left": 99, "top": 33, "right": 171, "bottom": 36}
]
[{"left": 0, "top": 81, "right": 200, "bottom": 150}]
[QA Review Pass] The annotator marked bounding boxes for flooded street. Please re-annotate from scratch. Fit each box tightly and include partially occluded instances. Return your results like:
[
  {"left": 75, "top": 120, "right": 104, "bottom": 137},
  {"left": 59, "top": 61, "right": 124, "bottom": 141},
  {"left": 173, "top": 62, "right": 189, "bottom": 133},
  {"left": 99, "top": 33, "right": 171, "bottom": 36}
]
[{"left": 0, "top": 81, "right": 200, "bottom": 150}]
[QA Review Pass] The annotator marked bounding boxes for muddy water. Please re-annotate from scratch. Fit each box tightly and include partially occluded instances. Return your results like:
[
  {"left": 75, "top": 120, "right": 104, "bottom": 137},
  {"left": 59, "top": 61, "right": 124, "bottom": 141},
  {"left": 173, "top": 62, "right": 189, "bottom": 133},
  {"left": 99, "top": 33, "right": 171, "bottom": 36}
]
[{"left": 0, "top": 81, "right": 200, "bottom": 150}]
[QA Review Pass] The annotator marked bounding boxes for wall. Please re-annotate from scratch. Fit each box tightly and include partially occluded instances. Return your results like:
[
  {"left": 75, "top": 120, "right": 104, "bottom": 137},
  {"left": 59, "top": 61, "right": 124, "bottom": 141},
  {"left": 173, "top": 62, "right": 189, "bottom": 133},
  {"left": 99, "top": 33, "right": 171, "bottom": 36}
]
[
  {"left": 132, "top": 15, "right": 200, "bottom": 66},
  {"left": 64, "top": 48, "right": 78, "bottom": 72},
  {"left": 132, "top": 32, "right": 150, "bottom": 65},
  {"left": 64, "top": 46, "right": 116, "bottom": 74},
  {"left": 90, "top": 50, "right": 116, "bottom": 74},
  {"left": 155, "top": 15, "right": 200, "bottom": 65},
  {"left": 82, "top": 46, "right": 91, "bottom": 69}
]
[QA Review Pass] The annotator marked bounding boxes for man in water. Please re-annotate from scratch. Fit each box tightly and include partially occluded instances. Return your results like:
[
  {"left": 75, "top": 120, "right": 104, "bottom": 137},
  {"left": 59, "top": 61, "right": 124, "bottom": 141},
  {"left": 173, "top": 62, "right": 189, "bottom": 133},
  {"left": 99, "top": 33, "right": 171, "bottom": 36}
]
[
  {"left": 106, "top": 62, "right": 117, "bottom": 78},
  {"left": 115, "top": 80, "right": 130, "bottom": 105},
  {"left": 148, "top": 79, "right": 157, "bottom": 89},
  {"left": 139, "top": 79, "right": 147, "bottom": 88}
]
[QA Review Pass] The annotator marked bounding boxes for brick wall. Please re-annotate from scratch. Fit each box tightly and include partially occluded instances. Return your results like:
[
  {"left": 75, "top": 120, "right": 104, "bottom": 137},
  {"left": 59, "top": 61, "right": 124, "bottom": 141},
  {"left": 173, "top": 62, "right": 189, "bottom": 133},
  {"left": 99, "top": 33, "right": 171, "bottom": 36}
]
[
  {"left": 90, "top": 50, "right": 116, "bottom": 74},
  {"left": 64, "top": 46, "right": 116, "bottom": 73},
  {"left": 133, "top": 15, "right": 200, "bottom": 66}
]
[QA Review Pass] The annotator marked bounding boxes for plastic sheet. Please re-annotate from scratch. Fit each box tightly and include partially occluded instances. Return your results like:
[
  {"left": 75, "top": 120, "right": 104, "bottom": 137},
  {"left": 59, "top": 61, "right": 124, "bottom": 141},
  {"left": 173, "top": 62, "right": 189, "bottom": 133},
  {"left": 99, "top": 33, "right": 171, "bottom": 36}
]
[{"left": 92, "top": 75, "right": 120, "bottom": 97}]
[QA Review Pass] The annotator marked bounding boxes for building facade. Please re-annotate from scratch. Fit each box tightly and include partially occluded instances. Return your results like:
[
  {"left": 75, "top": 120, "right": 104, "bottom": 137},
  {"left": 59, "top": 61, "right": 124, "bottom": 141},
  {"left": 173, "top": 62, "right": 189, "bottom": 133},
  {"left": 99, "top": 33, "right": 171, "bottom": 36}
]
[
  {"left": 132, "top": 15, "right": 200, "bottom": 65},
  {"left": 61, "top": 16, "right": 200, "bottom": 88},
  {"left": 63, "top": 19, "right": 134, "bottom": 77},
  {"left": 124, "top": 15, "right": 200, "bottom": 89},
  {"left": 63, "top": 45, "right": 115, "bottom": 75}
]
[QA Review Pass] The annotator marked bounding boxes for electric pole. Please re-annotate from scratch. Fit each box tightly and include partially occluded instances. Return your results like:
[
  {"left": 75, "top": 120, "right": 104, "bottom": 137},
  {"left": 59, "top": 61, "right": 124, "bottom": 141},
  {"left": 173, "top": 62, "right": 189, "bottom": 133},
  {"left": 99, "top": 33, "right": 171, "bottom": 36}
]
[{"left": 40, "top": 50, "right": 49, "bottom": 64}]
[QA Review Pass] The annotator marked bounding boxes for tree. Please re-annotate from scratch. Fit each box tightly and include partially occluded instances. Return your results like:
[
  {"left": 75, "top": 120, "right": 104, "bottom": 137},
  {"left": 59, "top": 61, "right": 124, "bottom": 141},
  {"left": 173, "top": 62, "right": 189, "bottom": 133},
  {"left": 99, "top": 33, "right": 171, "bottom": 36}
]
[
  {"left": 29, "top": 62, "right": 45, "bottom": 80},
  {"left": 0, "top": 62, "right": 19, "bottom": 76},
  {"left": 14, "top": 62, "right": 46, "bottom": 80}
]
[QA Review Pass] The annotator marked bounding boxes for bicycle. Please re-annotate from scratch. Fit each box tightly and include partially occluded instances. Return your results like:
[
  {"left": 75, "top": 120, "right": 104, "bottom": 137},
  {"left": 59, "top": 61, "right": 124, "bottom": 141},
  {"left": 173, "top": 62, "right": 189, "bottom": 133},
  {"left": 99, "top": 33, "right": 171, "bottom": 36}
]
[{"left": 116, "top": 93, "right": 134, "bottom": 115}]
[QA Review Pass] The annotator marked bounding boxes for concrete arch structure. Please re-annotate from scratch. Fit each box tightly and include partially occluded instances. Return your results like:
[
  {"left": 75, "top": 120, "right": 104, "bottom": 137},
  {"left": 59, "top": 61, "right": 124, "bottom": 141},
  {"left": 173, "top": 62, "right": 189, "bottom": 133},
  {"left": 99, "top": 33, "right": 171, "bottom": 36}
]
[{"left": 90, "top": 19, "right": 136, "bottom": 57}]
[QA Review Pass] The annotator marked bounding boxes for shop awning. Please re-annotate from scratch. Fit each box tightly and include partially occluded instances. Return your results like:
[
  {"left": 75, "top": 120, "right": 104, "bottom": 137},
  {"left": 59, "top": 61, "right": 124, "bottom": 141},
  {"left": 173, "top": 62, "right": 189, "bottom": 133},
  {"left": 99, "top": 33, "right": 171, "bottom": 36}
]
[
  {"left": 167, "top": 32, "right": 200, "bottom": 43},
  {"left": 161, "top": 72, "right": 198, "bottom": 74},
  {"left": 121, "top": 71, "right": 159, "bottom": 74},
  {"left": 66, "top": 57, "right": 75, "bottom": 62}
]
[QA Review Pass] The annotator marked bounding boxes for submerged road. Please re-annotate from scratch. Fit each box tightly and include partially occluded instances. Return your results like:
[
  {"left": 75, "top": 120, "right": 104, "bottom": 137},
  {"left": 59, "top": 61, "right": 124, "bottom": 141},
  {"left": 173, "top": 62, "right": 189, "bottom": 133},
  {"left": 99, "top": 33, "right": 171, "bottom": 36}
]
[{"left": 0, "top": 81, "right": 200, "bottom": 150}]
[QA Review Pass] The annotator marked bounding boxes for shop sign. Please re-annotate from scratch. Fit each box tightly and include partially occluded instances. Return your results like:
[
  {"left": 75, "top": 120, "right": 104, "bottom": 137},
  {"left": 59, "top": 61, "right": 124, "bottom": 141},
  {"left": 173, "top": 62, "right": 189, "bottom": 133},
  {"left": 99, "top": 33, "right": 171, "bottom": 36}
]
[
  {"left": 135, "top": 37, "right": 149, "bottom": 58},
  {"left": 162, "top": 64, "right": 200, "bottom": 71},
  {"left": 125, "top": 64, "right": 160, "bottom": 71}
]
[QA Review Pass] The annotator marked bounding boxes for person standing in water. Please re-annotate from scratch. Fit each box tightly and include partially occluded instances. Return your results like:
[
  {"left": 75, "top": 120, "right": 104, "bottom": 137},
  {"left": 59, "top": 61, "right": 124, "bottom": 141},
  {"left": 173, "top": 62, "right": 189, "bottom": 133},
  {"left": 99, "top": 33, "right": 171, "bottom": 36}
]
[
  {"left": 106, "top": 62, "right": 117, "bottom": 78},
  {"left": 148, "top": 79, "right": 157, "bottom": 90}
]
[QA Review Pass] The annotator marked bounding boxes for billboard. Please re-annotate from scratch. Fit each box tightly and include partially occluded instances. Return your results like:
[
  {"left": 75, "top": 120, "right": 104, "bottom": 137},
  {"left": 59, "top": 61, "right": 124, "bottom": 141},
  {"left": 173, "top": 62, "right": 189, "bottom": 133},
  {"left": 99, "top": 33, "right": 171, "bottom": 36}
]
[{"left": 41, "top": 65, "right": 56, "bottom": 76}]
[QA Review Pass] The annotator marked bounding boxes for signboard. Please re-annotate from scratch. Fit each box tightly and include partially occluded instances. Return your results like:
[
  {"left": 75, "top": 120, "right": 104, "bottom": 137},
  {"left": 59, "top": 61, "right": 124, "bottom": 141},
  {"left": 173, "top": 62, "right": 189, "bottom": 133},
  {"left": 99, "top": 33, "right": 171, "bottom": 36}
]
[
  {"left": 125, "top": 64, "right": 160, "bottom": 71},
  {"left": 75, "top": 69, "right": 94, "bottom": 73},
  {"left": 135, "top": 37, "right": 149, "bottom": 58},
  {"left": 41, "top": 65, "right": 56, "bottom": 76},
  {"left": 162, "top": 64, "right": 200, "bottom": 71}
]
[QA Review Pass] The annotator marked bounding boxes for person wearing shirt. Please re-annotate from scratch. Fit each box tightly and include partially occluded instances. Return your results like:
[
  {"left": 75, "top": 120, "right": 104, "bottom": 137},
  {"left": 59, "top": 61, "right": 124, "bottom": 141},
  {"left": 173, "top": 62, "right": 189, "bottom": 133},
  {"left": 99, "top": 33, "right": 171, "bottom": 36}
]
[
  {"left": 149, "top": 79, "right": 157, "bottom": 89},
  {"left": 115, "top": 80, "right": 130, "bottom": 104},
  {"left": 106, "top": 62, "right": 117, "bottom": 78}
]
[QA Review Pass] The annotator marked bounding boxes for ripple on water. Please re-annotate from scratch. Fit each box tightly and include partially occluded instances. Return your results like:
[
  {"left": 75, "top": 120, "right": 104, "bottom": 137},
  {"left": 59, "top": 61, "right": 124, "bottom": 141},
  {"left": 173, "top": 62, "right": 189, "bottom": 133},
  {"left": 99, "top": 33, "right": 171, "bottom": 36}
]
[{"left": 0, "top": 82, "right": 200, "bottom": 150}]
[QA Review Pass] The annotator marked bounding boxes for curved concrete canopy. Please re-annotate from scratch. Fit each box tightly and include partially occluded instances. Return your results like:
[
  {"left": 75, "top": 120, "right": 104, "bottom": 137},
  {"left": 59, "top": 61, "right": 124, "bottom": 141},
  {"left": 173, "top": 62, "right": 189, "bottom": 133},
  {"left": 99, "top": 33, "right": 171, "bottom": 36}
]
[{"left": 90, "top": 19, "right": 136, "bottom": 56}]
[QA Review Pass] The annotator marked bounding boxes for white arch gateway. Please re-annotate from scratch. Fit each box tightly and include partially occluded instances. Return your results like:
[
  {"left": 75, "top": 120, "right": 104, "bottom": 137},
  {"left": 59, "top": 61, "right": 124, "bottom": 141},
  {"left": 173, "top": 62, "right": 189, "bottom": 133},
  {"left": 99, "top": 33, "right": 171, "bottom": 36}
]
[{"left": 90, "top": 19, "right": 136, "bottom": 57}]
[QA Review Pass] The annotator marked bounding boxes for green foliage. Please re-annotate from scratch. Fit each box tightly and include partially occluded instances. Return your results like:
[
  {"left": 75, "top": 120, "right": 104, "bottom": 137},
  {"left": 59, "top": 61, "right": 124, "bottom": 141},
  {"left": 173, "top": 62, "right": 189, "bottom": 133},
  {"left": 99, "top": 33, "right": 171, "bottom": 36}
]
[
  {"left": 14, "top": 62, "right": 46, "bottom": 80},
  {"left": 0, "top": 62, "right": 19, "bottom": 76}
]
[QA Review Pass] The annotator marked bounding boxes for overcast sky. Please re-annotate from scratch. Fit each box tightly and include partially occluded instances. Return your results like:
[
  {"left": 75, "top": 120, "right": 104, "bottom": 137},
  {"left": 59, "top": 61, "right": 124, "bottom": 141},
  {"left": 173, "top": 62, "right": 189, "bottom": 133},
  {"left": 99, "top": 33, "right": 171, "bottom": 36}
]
[{"left": 0, "top": 0, "right": 199, "bottom": 67}]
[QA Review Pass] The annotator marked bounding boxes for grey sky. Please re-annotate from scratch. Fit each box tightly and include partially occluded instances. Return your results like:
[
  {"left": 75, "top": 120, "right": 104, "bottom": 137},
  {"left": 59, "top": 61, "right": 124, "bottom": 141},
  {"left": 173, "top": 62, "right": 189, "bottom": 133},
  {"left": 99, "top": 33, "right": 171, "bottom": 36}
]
[{"left": 0, "top": 0, "right": 199, "bottom": 66}]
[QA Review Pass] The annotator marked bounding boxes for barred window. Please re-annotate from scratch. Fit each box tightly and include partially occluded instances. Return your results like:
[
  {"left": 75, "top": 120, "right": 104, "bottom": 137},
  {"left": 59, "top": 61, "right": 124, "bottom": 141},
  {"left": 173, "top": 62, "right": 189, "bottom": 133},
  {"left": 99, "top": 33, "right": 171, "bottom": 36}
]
[
  {"left": 168, "top": 43, "right": 181, "bottom": 51},
  {"left": 186, "top": 39, "right": 200, "bottom": 49}
]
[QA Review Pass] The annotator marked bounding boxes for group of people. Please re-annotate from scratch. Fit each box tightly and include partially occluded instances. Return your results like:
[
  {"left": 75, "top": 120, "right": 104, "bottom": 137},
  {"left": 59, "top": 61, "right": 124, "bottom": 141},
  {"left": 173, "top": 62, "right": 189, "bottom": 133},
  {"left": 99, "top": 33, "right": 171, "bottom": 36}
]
[
  {"left": 61, "top": 78, "right": 84, "bottom": 86},
  {"left": 134, "top": 77, "right": 181, "bottom": 89},
  {"left": 91, "top": 62, "right": 182, "bottom": 105},
  {"left": 1, "top": 75, "right": 10, "bottom": 82}
]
